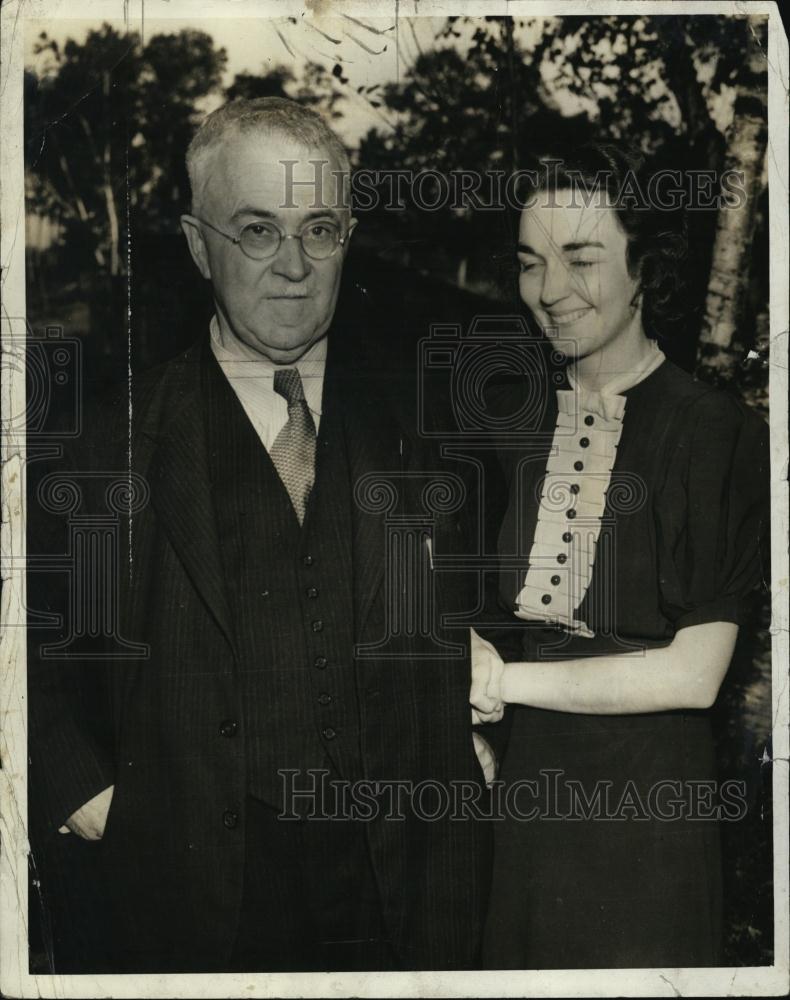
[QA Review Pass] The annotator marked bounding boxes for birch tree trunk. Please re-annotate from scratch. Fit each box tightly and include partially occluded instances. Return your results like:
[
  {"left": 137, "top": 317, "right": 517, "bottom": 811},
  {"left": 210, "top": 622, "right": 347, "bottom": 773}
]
[
  {"left": 696, "top": 17, "right": 768, "bottom": 382},
  {"left": 101, "top": 70, "right": 121, "bottom": 277}
]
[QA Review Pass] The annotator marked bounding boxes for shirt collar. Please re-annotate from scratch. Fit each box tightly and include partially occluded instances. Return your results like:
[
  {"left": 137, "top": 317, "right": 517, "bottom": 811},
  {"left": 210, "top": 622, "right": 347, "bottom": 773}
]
[{"left": 210, "top": 315, "right": 326, "bottom": 417}]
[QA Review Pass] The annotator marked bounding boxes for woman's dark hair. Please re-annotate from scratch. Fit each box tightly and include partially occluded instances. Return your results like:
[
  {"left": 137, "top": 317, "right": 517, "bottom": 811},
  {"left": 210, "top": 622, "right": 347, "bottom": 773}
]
[{"left": 517, "top": 140, "right": 688, "bottom": 339}]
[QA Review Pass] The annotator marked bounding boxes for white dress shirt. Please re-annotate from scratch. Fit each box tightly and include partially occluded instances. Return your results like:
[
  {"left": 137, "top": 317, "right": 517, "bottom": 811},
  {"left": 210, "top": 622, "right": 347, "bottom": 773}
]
[
  {"left": 515, "top": 340, "right": 666, "bottom": 637},
  {"left": 209, "top": 315, "right": 326, "bottom": 452}
]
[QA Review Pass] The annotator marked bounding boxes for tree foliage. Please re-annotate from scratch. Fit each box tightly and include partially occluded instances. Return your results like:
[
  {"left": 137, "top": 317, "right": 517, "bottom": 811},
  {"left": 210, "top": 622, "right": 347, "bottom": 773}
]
[{"left": 26, "top": 24, "right": 227, "bottom": 270}]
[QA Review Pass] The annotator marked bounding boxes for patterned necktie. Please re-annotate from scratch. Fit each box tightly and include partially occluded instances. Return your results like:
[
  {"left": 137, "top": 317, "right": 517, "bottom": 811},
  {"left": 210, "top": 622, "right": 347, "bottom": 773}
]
[{"left": 270, "top": 368, "right": 317, "bottom": 525}]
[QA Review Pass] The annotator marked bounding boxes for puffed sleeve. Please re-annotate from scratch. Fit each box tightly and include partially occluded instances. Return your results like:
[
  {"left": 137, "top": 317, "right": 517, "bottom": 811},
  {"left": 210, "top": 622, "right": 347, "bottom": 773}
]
[{"left": 657, "top": 388, "right": 769, "bottom": 630}]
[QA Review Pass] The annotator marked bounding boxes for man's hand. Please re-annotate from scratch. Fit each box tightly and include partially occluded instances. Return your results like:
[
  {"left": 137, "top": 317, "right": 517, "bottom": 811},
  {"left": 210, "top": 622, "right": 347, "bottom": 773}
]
[
  {"left": 58, "top": 785, "right": 115, "bottom": 841},
  {"left": 472, "top": 732, "right": 498, "bottom": 787},
  {"left": 470, "top": 627, "right": 505, "bottom": 724}
]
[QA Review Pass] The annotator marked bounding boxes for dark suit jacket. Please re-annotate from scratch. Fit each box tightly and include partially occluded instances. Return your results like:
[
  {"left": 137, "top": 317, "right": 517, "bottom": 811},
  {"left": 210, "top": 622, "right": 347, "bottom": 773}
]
[{"left": 28, "top": 323, "right": 492, "bottom": 973}]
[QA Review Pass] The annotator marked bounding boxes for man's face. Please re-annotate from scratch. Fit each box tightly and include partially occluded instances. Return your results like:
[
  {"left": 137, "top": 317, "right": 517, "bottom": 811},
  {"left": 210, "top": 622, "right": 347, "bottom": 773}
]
[{"left": 182, "top": 130, "right": 355, "bottom": 364}]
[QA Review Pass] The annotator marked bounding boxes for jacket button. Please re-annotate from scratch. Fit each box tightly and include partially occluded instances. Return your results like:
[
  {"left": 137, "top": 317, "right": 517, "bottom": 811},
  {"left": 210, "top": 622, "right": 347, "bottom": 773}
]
[
  {"left": 312, "top": 620, "right": 324, "bottom": 632},
  {"left": 314, "top": 655, "right": 327, "bottom": 669},
  {"left": 306, "top": 587, "right": 319, "bottom": 599},
  {"left": 322, "top": 727, "right": 337, "bottom": 741},
  {"left": 579, "top": 437, "right": 590, "bottom": 448},
  {"left": 584, "top": 415, "right": 595, "bottom": 426},
  {"left": 303, "top": 555, "right": 314, "bottom": 566},
  {"left": 219, "top": 719, "right": 238, "bottom": 738},
  {"left": 223, "top": 810, "right": 239, "bottom": 829},
  {"left": 317, "top": 692, "right": 332, "bottom": 706}
]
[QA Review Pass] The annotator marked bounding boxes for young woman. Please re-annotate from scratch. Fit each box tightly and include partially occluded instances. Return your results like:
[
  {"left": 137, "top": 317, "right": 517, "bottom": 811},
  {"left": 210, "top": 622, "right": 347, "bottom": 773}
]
[{"left": 473, "top": 143, "right": 770, "bottom": 969}]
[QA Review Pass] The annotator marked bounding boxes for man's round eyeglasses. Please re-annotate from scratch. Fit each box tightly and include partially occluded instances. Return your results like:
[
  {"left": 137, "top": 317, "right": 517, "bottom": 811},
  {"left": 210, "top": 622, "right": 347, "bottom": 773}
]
[{"left": 194, "top": 215, "right": 350, "bottom": 261}]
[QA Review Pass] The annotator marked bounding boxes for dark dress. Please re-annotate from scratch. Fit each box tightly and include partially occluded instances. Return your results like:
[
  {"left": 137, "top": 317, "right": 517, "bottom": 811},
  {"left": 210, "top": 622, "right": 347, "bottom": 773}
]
[{"left": 482, "top": 358, "right": 769, "bottom": 969}]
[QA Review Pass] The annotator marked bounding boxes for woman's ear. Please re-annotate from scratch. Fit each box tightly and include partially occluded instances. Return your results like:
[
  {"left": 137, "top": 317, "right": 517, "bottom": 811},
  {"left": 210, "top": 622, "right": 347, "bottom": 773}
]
[{"left": 180, "top": 215, "right": 211, "bottom": 280}]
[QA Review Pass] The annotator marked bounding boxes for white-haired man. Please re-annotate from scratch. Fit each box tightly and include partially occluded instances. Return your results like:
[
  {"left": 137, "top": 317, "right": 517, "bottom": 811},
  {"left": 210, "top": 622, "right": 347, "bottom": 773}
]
[{"left": 29, "top": 97, "right": 492, "bottom": 973}]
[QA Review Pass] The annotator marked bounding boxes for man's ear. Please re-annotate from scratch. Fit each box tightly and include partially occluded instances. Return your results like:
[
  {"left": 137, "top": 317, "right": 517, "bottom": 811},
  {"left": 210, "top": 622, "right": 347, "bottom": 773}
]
[{"left": 180, "top": 215, "right": 211, "bottom": 280}]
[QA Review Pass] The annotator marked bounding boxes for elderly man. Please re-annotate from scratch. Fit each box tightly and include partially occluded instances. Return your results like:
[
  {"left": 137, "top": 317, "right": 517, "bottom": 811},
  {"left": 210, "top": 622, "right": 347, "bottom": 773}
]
[{"left": 28, "top": 97, "right": 491, "bottom": 973}]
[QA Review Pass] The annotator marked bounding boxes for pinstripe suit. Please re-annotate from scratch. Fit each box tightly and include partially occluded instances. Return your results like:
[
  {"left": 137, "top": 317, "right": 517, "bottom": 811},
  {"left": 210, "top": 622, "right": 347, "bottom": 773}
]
[{"left": 28, "top": 324, "right": 492, "bottom": 972}]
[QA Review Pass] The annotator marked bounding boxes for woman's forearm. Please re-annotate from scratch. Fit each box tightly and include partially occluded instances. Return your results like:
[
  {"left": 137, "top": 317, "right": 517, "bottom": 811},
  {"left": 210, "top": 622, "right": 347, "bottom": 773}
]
[{"left": 500, "top": 622, "right": 738, "bottom": 714}]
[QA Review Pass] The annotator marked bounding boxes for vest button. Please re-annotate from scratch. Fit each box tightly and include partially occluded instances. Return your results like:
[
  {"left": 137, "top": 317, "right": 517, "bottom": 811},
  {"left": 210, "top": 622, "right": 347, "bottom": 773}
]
[
  {"left": 584, "top": 415, "right": 595, "bottom": 426},
  {"left": 312, "top": 619, "right": 324, "bottom": 632},
  {"left": 303, "top": 555, "right": 314, "bottom": 566},
  {"left": 314, "top": 656, "right": 328, "bottom": 669},
  {"left": 579, "top": 437, "right": 590, "bottom": 448},
  {"left": 322, "top": 727, "right": 337, "bottom": 741},
  {"left": 317, "top": 692, "right": 332, "bottom": 706},
  {"left": 222, "top": 810, "right": 239, "bottom": 829},
  {"left": 306, "top": 587, "right": 319, "bottom": 599},
  {"left": 219, "top": 719, "right": 238, "bottom": 738}
]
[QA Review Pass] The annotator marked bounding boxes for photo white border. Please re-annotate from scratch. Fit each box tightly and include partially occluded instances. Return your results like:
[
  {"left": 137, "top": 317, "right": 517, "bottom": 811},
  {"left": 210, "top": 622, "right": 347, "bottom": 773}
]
[{"left": 2, "top": 1, "right": 788, "bottom": 996}]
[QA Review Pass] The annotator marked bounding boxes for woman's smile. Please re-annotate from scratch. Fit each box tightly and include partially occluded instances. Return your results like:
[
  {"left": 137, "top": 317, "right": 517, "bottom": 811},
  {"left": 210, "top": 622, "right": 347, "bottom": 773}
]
[{"left": 542, "top": 306, "right": 594, "bottom": 327}]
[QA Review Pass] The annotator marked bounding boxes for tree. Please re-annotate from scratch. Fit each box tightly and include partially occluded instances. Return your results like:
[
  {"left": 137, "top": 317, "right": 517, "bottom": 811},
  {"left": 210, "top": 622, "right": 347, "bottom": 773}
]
[
  {"left": 226, "top": 66, "right": 294, "bottom": 101},
  {"left": 696, "top": 17, "right": 769, "bottom": 381},
  {"left": 225, "top": 60, "right": 346, "bottom": 118},
  {"left": 25, "top": 24, "right": 228, "bottom": 269},
  {"left": 26, "top": 25, "right": 146, "bottom": 274}
]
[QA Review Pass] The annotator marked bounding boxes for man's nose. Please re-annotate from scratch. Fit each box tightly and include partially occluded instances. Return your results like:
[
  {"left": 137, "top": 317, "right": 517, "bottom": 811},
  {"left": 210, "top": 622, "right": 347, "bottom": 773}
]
[
  {"left": 270, "top": 235, "right": 311, "bottom": 281},
  {"left": 539, "top": 258, "right": 571, "bottom": 308}
]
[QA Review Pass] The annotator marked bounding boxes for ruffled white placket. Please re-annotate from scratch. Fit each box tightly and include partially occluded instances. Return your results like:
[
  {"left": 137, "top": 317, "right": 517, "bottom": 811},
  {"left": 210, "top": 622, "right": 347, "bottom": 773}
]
[{"left": 514, "top": 341, "right": 666, "bottom": 637}]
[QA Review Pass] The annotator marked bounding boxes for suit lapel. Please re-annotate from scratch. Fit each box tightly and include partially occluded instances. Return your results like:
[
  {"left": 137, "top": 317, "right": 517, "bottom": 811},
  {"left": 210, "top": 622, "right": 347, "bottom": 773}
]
[
  {"left": 143, "top": 341, "right": 235, "bottom": 652},
  {"left": 329, "top": 340, "right": 409, "bottom": 637}
]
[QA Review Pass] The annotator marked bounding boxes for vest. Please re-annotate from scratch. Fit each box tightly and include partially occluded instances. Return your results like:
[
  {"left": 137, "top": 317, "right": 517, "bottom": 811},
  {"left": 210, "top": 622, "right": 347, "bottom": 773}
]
[{"left": 203, "top": 351, "right": 361, "bottom": 808}]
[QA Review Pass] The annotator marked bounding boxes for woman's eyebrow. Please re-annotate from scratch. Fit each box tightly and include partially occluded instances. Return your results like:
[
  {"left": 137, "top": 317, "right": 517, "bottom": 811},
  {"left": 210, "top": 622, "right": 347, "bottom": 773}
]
[
  {"left": 562, "top": 240, "right": 605, "bottom": 252},
  {"left": 517, "top": 240, "right": 606, "bottom": 255}
]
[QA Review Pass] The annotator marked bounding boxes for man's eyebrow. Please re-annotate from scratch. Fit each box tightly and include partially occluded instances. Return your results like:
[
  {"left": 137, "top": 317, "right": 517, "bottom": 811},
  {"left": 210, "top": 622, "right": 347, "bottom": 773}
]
[
  {"left": 230, "top": 207, "right": 343, "bottom": 223},
  {"left": 230, "top": 207, "right": 277, "bottom": 222}
]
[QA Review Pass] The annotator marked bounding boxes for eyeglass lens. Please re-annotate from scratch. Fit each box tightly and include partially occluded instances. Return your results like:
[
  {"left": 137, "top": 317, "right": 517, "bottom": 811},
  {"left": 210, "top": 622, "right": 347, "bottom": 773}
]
[{"left": 239, "top": 221, "right": 341, "bottom": 260}]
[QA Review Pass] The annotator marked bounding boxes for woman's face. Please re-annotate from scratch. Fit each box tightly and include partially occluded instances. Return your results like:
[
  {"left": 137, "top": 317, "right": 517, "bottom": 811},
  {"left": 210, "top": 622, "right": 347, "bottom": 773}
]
[{"left": 517, "top": 189, "right": 642, "bottom": 362}]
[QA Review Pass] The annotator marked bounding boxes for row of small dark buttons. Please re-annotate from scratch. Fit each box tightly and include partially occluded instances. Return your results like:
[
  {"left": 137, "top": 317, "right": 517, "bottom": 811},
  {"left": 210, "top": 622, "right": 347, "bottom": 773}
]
[
  {"left": 220, "top": 554, "right": 328, "bottom": 831},
  {"left": 539, "top": 416, "right": 593, "bottom": 620},
  {"left": 543, "top": 525, "right": 579, "bottom": 604},
  {"left": 303, "top": 555, "right": 338, "bottom": 741}
]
